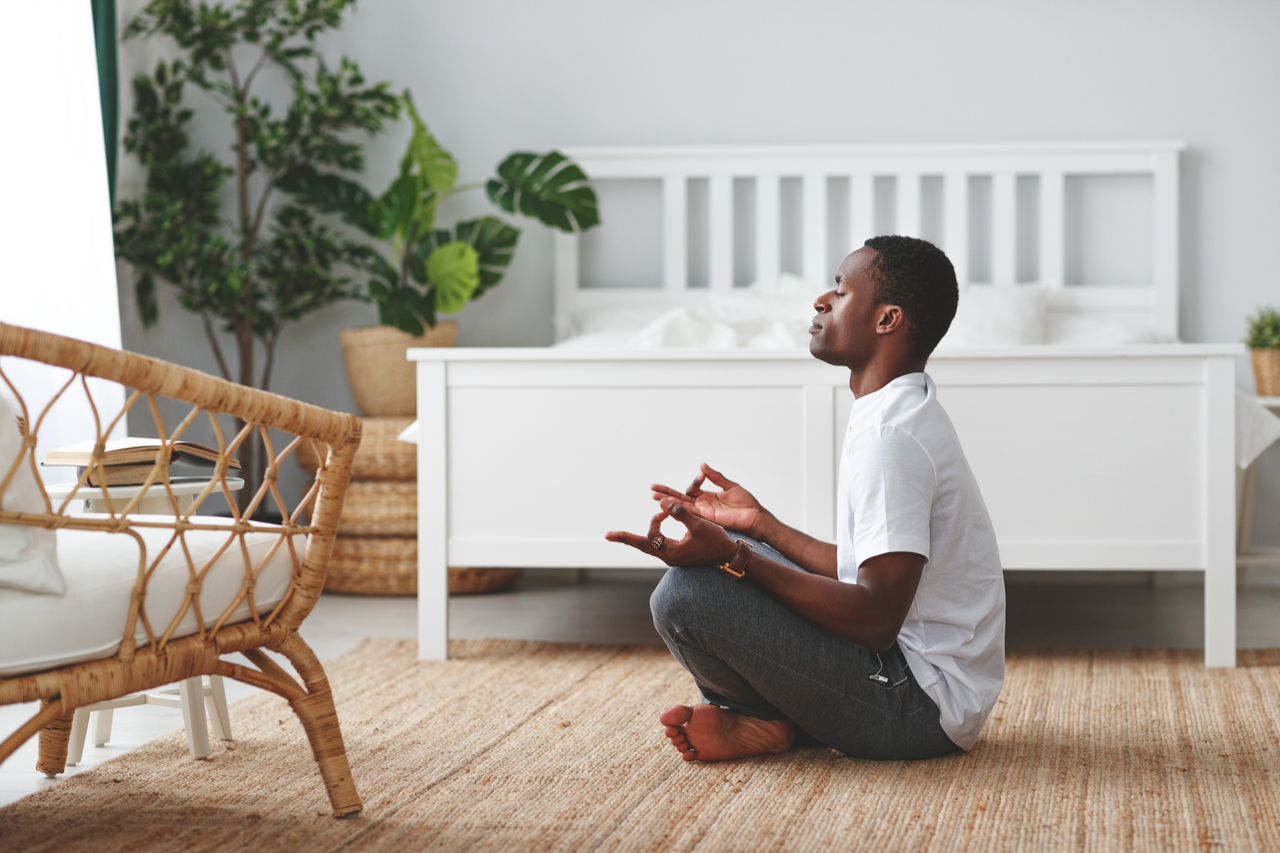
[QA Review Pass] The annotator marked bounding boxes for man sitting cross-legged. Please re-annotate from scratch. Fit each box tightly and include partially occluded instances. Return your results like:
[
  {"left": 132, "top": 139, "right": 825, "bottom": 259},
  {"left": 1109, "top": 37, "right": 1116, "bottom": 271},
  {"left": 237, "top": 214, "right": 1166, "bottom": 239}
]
[{"left": 606, "top": 235, "right": 1005, "bottom": 762}]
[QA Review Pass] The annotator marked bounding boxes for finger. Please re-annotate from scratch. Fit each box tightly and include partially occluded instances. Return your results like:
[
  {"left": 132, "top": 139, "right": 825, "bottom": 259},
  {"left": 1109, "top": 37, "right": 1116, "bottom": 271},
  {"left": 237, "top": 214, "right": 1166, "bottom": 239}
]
[
  {"left": 647, "top": 510, "right": 670, "bottom": 538},
  {"left": 700, "top": 462, "right": 735, "bottom": 489},
  {"left": 660, "top": 501, "right": 704, "bottom": 530},
  {"left": 604, "top": 530, "right": 658, "bottom": 554},
  {"left": 653, "top": 494, "right": 696, "bottom": 515},
  {"left": 650, "top": 484, "right": 692, "bottom": 502},
  {"left": 685, "top": 472, "right": 706, "bottom": 497}
]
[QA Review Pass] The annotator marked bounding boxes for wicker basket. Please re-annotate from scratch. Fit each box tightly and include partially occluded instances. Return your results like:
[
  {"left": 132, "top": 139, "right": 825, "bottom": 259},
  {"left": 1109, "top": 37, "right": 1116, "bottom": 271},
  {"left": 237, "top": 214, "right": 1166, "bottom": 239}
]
[
  {"left": 326, "top": 536, "right": 522, "bottom": 596},
  {"left": 339, "top": 323, "right": 457, "bottom": 417},
  {"left": 336, "top": 481, "right": 416, "bottom": 536},
  {"left": 296, "top": 416, "right": 416, "bottom": 480},
  {"left": 1253, "top": 349, "right": 1280, "bottom": 397}
]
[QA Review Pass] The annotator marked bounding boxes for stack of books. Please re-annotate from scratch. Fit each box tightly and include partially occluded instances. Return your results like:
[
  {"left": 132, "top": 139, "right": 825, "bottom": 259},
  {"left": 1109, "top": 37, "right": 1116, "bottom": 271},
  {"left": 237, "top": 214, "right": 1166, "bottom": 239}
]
[{"left": 43, "top": 438, "right": 241, "bottom": 487}]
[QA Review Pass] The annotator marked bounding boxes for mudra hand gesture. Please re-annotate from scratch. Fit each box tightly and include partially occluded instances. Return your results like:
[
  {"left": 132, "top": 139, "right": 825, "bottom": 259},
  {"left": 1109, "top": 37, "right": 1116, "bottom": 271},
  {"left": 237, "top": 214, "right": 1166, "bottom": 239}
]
[
  {"left": 605, "top": 500, "right": 737, "bottom": 567},
  {"left": 606, "top": 463, "right": 764, "bottom": 567},
  {"left": 649, "top": 463, "right": 768, "bottom": 536}
]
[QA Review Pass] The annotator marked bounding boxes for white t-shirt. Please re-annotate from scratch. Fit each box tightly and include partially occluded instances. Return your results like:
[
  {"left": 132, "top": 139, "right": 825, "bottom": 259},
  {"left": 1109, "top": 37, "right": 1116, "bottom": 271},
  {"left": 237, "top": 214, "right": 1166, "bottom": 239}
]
[{"left": 836, "top": 372, "right": 1005, "bottom": 751}]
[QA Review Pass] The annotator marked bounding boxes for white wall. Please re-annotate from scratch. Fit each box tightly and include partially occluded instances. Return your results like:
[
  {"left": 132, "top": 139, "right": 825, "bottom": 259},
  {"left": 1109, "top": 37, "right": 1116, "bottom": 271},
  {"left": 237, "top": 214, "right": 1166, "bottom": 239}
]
[
  {"left": 113, "top": 0, "right": 1280, "bottom": 537},
  {"left": 1, "top": 1, "right": 126, "bottom": 480}
]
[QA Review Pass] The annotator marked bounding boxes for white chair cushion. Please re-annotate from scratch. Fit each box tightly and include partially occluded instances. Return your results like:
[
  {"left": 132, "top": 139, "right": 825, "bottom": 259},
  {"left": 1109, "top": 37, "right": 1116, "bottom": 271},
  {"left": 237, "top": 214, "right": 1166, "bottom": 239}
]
[
  {"left": 0, "top": 515, "right": 300, "bottom": 676},
  {"left": 0, "top": 387, "right": 63, "bottom": 595}
]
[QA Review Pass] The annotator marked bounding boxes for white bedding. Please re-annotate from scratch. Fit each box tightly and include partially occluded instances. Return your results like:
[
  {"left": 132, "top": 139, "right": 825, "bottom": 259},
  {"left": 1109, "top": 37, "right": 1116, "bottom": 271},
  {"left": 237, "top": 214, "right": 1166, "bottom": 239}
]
[{"left": 555, "top": 276, "right": 1175, "bottom": 350}]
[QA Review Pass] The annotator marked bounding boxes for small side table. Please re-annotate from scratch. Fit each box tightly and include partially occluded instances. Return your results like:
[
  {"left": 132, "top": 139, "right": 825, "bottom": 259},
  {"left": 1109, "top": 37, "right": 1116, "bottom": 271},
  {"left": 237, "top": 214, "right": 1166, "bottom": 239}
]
[
  {"left": 1239, "top": 397, "right": 1280, "bottom": 569},
  {"left": 43, "top": 475, "right": 245, "bottom": 515},
  {"left": 42, "top": 475, "right": 246, "bottom": 764}
]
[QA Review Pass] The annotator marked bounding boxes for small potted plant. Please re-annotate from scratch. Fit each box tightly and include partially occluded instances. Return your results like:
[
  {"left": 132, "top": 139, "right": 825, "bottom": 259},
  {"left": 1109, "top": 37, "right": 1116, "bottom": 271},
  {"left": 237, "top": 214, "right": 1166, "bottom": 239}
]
[
  {"left": 282, "top": 95, "right": 600, "bottom": 416},
  {"left": 1246, "top": 307, "right": 1280, "bottom": 397}
]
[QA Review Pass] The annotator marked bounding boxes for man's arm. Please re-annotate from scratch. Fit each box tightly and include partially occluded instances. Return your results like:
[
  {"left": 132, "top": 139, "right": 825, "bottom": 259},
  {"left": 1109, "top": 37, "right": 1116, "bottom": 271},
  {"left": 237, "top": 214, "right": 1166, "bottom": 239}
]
[
  {"left": 750, "top": 511, "right": 838, "bottom": 579},
  {"left": 607, "top": 502, "right": 923, "bottom": 652}
]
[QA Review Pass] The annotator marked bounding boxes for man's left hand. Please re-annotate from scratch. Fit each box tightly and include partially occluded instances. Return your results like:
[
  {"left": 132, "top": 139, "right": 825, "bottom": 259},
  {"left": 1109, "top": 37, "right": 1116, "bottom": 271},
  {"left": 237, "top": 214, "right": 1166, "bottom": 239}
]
[{"left": 606, "top": 501, "right": 738, "bottom": 567}]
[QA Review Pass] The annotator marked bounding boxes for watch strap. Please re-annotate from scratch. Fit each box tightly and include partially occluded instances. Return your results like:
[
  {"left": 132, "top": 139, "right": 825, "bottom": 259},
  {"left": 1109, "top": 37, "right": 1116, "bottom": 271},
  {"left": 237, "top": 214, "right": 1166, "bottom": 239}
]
[{"left": 718, "top": 539, "right": 753, "bottom": 580}]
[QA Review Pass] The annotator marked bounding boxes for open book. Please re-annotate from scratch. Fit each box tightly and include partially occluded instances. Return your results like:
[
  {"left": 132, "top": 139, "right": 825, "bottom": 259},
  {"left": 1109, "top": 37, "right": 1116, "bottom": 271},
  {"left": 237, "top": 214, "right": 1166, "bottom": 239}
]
[{"left": 44, "top": 438, "right": 241, "bottom": 487}]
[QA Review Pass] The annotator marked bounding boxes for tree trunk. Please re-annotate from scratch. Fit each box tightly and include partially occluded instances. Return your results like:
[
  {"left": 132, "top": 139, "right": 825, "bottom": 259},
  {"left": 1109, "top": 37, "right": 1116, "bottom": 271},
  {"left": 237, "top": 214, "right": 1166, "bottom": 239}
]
[{"left": 234, "top": 318, "right": 260, "bottom": 515}]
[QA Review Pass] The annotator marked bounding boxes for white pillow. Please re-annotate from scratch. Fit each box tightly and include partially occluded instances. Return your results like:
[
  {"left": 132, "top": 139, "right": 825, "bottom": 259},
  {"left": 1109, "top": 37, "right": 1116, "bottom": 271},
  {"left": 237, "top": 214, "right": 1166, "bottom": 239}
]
[
  {"left": 1044, "top": 315, "right": 1176, "bottom": 345},
  {"left": 0, "top": 390, "right": 64, "bottom": 595},
  {"left": 937, "top": 284, "right": 1050, "bottom": 347}
]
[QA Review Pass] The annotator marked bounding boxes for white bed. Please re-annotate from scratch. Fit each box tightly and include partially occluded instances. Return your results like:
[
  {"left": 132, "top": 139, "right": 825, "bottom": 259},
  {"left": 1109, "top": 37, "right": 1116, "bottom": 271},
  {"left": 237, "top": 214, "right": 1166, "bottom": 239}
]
[{"left": 410, "top": 142, "right": 1242, "bottom": 666}]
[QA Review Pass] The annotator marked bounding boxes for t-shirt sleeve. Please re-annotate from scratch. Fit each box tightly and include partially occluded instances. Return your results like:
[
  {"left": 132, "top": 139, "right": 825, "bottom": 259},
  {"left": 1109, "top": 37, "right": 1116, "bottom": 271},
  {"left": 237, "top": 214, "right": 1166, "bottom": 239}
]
[{"left": 845, "top": 426, "right": 936, "bottom": 567}]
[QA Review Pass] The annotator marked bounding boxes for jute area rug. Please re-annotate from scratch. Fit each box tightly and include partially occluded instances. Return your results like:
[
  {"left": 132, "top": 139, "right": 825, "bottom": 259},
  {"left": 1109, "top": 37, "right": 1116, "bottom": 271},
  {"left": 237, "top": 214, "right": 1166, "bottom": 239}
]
[{"left": 2, "top": 641, "right": 1279, "bottom": 853}]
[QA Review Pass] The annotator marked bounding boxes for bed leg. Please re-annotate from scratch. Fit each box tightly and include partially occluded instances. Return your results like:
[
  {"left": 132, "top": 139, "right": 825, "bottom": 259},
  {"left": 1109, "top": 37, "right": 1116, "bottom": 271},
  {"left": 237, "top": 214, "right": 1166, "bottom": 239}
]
[{"left": 416, "top": 359, "right": 450, "bottom": 661}]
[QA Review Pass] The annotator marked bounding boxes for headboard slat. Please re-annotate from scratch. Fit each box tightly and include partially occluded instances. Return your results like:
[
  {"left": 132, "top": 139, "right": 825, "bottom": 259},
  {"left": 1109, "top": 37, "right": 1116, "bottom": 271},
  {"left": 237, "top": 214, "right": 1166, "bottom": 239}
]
[{"left": 559, "top": 142, "right": 1184, "bottom": 341}]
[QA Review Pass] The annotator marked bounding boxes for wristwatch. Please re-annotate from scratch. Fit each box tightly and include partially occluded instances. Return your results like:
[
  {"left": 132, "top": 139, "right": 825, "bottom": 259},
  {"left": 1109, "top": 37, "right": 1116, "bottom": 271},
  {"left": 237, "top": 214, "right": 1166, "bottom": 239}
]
[{"left": 718, "top": 539, "right": 754, "bottom": 580}]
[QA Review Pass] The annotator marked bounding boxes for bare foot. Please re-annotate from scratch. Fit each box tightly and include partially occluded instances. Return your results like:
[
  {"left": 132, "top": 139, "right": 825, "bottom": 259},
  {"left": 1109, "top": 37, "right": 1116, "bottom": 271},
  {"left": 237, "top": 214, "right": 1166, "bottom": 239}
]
[{"left": 659, "top": 704, "right": 795, "bottom": 762}]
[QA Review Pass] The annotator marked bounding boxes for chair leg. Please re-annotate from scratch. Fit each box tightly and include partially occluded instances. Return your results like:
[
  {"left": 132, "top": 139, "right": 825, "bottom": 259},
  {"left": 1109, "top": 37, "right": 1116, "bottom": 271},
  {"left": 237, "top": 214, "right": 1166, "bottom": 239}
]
[
  {"left": 275, "top": 633, "right": 363, "bottom": 818},
  {"left": 178, "top": 677, "right": 212, "bottom": 760},
  {"left": 93, "top": 708, "right": 115, "bottom": 748},
  {"left": 206, "top": 675, "right": 232, "bottom": 741},
  {"left": 67, "top": 709, "right": 90, "bottom": 766},
  {"left": 35, "top": 700, "right": 75, "bottom": 777}
]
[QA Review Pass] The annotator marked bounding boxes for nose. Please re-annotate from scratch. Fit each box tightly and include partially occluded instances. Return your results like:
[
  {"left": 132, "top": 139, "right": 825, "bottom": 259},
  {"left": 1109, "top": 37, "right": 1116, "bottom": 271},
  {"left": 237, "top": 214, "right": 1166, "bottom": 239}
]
[{"left": 813, "top": 296, "right": 830, "bottom": 314}]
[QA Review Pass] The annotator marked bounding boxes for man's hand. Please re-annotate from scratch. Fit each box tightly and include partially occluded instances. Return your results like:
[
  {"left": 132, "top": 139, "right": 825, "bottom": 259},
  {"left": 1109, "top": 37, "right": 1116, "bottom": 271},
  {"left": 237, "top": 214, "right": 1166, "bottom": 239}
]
[
  {"left": 650, "top": 463, "right": 768, "bottom": 537},
  {"left": 606, "top": 501, "right": 738, "bottom": 568}
]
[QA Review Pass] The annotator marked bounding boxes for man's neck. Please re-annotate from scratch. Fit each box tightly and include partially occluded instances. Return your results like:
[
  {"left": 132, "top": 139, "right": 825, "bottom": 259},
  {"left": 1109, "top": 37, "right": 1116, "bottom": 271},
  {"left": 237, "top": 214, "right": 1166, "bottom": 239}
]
[{"left": 848, "top": 359, "right": 928, "bottom": 398}]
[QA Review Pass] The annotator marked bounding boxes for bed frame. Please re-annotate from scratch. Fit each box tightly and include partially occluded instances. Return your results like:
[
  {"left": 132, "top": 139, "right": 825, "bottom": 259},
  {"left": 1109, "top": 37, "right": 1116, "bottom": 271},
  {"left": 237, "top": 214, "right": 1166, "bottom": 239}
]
[{"left": 411, "top": 142, "right": 1241, "bottom": 667}]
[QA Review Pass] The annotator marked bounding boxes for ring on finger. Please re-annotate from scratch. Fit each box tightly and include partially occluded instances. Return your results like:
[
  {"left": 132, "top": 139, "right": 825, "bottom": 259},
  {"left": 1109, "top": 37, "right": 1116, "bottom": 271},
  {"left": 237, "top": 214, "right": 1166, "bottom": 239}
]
[{"left": 650, "top": 532, "right": 666, "bottom": 550}]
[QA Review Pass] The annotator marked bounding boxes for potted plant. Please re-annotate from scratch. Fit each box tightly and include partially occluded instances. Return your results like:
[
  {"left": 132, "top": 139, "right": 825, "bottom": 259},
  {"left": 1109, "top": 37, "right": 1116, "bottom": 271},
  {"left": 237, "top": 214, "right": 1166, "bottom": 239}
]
[
  {"left": 113, "top": 0, "right": 398, "bottom": 508},
  {"left": 281, "top": 95, "right": 601, "bottom": 416},
  {"left": 1246, "top": 307, "right": 1280, "bottom": 397}
]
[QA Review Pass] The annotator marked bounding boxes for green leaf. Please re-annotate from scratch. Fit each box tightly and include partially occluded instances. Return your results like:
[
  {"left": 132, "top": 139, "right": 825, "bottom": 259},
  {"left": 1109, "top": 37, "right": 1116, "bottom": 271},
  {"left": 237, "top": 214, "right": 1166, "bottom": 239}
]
[
  {"left": 453, "top": 216, "right": 520, "bottom": 297},
  {"left": 426, "top": 241, "right": 479, "bottom": 315},
  {"left": 276, "top": 166, "right": 377, "bottom": 234},
  {"left": 401, "top": 92, "right": 456, "bottom": 194},
  {"left": 486, "top": 151, "right": 599, "bottom": 232},
  {"left": 370, "top": 173, "right": 425, "bottom": 241}
]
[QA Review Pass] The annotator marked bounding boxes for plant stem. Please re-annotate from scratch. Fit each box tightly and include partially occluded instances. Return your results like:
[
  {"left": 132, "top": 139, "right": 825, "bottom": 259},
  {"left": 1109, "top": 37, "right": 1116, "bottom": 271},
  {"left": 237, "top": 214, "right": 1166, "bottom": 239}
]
[{"left": 199, "top": 311, "right": 232, "bottom": 381}]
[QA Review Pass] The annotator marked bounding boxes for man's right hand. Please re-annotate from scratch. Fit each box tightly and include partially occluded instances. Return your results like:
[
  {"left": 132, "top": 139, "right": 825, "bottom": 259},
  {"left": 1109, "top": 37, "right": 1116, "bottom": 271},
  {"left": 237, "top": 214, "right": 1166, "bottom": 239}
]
[{"left": 651, "top": 463, "right": 768, "bottom": 537}]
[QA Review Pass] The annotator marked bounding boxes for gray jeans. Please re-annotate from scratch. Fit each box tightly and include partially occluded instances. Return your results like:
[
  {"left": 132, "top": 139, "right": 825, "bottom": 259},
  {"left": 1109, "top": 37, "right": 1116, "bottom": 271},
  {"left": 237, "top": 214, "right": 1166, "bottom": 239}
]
[{"left": 650, "top": 536, "right": 959, "bottom": 761}]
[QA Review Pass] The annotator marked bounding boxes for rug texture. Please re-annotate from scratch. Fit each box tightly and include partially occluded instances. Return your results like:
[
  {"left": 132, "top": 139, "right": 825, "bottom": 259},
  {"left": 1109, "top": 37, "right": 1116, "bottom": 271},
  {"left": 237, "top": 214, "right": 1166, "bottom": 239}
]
[{"left": 2, "top": 640, "right": 1279, "bottom": 852}]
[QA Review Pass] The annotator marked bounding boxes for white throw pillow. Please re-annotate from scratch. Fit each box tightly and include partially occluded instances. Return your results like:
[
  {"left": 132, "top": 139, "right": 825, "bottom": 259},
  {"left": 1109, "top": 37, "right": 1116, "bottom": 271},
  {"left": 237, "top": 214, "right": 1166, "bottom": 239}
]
[
  {"left": 937, "top": 284, "right": 1050, "bottom": 347},
  {"left": 0, "top": 389, "right": 64, "bottom": 595}
]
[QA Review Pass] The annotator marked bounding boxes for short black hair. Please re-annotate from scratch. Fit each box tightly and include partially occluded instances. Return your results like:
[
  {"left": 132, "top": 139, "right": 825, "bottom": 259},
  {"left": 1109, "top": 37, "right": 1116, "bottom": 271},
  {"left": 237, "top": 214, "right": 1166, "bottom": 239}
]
[{"left": 862, "top": 235, "right": 959, "bottom": 361}]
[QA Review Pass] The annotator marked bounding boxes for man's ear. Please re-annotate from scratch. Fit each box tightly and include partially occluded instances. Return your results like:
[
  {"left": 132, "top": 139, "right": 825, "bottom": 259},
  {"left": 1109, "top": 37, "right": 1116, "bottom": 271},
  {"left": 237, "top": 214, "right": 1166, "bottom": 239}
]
[{"left": 876, "top": 305, "right": 906, "bottom": 335}]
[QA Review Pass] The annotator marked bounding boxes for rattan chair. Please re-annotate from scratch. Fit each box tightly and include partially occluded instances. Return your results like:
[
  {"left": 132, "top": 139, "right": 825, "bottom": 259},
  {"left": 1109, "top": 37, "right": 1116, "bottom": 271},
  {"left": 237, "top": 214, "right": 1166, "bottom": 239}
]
[{"left": 0, "top": 322, "right": 364, "bottom": 817}]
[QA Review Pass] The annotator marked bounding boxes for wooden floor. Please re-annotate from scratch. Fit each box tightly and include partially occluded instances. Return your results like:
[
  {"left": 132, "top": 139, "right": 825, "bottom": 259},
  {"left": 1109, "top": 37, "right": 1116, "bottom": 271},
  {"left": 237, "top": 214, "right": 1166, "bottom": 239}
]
[{"left": 4, "top": 570, "right": 1280, "bottom": 808}]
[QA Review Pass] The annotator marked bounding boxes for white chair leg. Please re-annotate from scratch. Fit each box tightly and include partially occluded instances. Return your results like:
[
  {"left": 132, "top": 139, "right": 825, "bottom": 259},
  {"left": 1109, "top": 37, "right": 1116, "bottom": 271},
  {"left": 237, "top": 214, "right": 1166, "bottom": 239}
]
[
  {"left": 178, "top": 677, "right": 211, "bottom": 760},
  {"left": 92, "top": 708, "right": 114, "bottom": 747},
  {"left": 205, "top": 675, "right": 232, "bottom": 741},
  {"left": 67, "top": 709, "right": 90, "bottom": 766}
]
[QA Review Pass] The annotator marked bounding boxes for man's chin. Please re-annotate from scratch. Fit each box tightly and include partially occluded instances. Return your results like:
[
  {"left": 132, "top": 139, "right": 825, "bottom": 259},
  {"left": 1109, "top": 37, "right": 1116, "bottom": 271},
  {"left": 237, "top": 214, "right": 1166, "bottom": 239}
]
[{"left": 808, "top": 337, "right": 835, "bottom": 365}]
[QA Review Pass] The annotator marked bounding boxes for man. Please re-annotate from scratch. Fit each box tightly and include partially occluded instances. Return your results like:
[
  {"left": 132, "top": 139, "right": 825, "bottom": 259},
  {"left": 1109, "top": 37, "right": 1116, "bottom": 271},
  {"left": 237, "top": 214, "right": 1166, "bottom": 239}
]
[{"left": 606, "top": 235, "right": 1005, "bottom": 762}]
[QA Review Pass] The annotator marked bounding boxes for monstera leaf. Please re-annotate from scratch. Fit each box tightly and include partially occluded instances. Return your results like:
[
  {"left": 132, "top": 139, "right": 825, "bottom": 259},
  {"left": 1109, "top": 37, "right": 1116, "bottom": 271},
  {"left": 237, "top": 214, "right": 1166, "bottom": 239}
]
[
  {"left": 401, "top": 93, "right": 456, "bottom": 194},
  {"left": 409, "top": 216, "right": 520, "bottom": 299},
  {"left": 454, "top": 217, "right": 520, "bottom": 297},
  {"left": 486, "top": 151, "right": 599, "bottom": 232},
  {"left": 425, "top": 241, "right": 480, "bottom": 315},
  {"left": 276, "top": 166, "right": 377, "bottom": 235}
]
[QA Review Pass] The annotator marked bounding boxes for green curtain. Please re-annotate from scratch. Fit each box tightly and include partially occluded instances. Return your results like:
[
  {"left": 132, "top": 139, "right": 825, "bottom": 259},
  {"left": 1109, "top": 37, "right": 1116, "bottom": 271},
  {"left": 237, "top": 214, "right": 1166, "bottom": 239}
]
[{"left": 91, "top": 0, "right": 118, "bottom": 204}]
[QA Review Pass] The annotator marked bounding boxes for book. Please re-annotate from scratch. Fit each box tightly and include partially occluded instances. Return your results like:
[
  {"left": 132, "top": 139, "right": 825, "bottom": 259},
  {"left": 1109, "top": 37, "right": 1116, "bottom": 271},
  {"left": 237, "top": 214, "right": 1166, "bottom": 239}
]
[{"left": 44, "top": 438, "right": 241, "bottom": 487}]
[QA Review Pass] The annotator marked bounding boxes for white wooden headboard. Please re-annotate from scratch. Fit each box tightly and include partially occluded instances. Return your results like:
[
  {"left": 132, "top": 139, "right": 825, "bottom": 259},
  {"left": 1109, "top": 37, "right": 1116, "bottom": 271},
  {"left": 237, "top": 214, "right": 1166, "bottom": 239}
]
[{"left": 553, "top": 142, "right": 1183, "bottom": 341}]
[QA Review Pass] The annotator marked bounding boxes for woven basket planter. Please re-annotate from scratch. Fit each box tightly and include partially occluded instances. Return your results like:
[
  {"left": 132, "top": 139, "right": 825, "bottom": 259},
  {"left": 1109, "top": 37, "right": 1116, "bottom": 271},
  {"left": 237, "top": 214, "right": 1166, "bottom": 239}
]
[
  {"left": 339, "top": 324, "right": 456, "bottom": 417},
  {"left": 1253, "top": 349, "right": 1280, "bottom": 397},
  {"left": 326, "top": 536, "right": 522, "bottom": 596},
  {"left": 296, "top": 416, "right": 416, "bottom": 480}
]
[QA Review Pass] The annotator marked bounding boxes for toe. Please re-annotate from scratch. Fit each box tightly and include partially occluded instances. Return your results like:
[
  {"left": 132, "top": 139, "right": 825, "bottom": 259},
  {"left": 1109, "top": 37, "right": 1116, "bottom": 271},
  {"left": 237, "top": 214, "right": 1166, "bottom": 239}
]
[
  {"left": 660, "top": 704, "right": 694, "bottom": 727},
  {"left": 664, "top": 725, "right": 684, "bottom": 738}
]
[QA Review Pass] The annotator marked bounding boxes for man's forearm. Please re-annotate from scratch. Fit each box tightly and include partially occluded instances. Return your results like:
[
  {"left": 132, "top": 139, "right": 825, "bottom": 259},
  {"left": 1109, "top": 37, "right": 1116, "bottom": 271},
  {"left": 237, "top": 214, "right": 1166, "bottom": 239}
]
[{"left": 751, "top": 512, "right": 838, "bottom": 579}]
